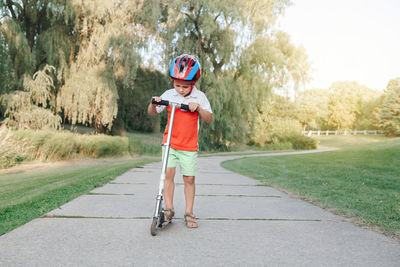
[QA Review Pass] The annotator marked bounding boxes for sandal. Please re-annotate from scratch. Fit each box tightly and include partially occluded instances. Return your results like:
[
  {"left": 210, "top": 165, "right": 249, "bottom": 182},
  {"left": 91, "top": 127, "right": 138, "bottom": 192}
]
[
  {"left": 164, "top": 208, "right": 175, "bottom": 222},
  {"left": 184, "top": 213, "right": 198, "bottom": 228}
]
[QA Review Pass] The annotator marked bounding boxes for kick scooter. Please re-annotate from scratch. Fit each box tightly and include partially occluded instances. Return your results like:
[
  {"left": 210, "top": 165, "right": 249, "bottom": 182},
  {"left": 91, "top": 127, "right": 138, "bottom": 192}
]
[{"left": 150, "top": 98, "right": 190, "bottom": 236}]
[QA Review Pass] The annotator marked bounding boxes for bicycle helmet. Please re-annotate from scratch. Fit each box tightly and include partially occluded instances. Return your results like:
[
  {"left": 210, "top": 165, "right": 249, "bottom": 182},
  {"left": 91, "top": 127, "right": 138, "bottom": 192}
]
[{"left": 169, "top": 54, "right": 201, "bottom": 83}]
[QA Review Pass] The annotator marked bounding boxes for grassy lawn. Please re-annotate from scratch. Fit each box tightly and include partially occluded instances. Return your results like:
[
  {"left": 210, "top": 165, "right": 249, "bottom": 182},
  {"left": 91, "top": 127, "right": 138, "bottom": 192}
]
[
  {"left": 222, "top": 136, "right": 400, "bottom": 238},
  {"left": 127, "top": 131, "right": 163, "bottom": 156},
  {"left": 314, "top": 134, "right": 392, "bottom": 149},
  {"left": 0, "top": 157, "right": 156, "bottom": 236}
]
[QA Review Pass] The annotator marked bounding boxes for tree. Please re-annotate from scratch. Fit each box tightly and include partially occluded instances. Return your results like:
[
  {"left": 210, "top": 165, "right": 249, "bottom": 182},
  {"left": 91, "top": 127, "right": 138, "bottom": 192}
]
[
  {"left": 59, "top": 0, "right": 162, "bottom": 132},
  {"left": 0, "top": 64, "right": 61, "bottom": 129},
  {"left": 113, "top": 67, "right": 170, "bottom": 135},
  {"left": 378, "top": 78, "right": 400, "bottom": 136},
  {"left": 249, "top": 93, "right": 301, "bottom": 146},
  {"left": 354, "top": 86, "right": 382, "bottom": 130},
  {"left": 1, "top": 0, "right": 163, "bottom": 131},
  {"left": 326, "top": 81, "right": 381, "bottom": 130},
  {"left": 0, "top": 30, "right": 10, "bottom": 95},
  {"left": 160, "top": 0, "right": 310, "bottom": 150},
  {"left": 0, "top": 0, "right": 75, "bottom": 87},
  {"left": 294, "top": 88, "right": 329, "bottom": 130}
]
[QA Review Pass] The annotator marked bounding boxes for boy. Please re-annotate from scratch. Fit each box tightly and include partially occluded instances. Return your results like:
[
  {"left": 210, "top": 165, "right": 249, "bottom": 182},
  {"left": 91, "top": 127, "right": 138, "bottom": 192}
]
[{"left": 147, "top": 54, "right": 212, "bottom": 228}]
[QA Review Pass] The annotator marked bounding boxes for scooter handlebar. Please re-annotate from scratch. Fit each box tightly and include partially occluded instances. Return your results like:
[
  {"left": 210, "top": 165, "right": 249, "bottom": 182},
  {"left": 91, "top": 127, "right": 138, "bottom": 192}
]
[
  {"left": 152, "top": 99, "right": 169, "bottom": 106},
  {"left": 151, "top": 99, "right": 190, "bottom": 111}
]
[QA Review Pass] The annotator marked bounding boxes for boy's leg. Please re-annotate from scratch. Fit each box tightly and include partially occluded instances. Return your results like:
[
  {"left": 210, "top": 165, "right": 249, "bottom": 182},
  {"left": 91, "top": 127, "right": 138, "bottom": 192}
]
[
  {"left": 183, "top": 175, "right": 195, "bottom": 214},
  {"left": 164, "top": 167, "right": 176, "bottom": 211},
  {"left": 183, "top": 175, "right": 198, "bottom": 228}
]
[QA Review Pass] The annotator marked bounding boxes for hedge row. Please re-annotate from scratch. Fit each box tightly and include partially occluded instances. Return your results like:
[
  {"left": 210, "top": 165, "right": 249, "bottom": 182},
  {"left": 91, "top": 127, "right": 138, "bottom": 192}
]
[{"left": 0, "top": 128, "right": 130, "bottom": 168}]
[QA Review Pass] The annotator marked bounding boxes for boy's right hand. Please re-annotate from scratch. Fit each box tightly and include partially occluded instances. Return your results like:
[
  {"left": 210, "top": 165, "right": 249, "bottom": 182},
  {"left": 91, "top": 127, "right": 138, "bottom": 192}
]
[{"left": 151, "top": 97, "right": 162, "bottom": 106}]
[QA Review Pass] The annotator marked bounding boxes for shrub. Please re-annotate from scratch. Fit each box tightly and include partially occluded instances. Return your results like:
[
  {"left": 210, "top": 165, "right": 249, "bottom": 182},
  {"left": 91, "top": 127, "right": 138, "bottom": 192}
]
[
  {"left": 284, "top": 135, "right": 318, "bottom": 150},
  {"left": 0, "top": 127, "right": 30, "bottom": 168},
  {"left": 0, "top": 128, "right": 131, "bottom": 168},
  {"left": 78, "top": 135, "right": 128, "bottom": 158}
]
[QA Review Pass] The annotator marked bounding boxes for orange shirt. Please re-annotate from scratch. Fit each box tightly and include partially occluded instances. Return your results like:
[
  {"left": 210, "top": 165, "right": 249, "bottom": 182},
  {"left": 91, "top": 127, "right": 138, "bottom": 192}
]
[
  {"left": 162, "top": 106, "right": 199, "bottom": 151},
  {"left": 157, "top": 87, "right": 212, "bottom": 151}
]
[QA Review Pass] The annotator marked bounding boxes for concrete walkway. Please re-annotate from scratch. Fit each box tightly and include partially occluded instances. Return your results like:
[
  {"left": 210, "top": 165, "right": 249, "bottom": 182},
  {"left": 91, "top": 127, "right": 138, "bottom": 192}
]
[{"left": 0, "top": 150, "right": 399, "bottom": 266}]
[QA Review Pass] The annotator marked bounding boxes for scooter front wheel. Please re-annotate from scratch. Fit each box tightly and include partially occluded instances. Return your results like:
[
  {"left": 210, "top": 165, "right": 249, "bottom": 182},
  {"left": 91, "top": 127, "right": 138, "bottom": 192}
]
[{"left": 150, "top": 218, "right": 158, "bottom": 236}]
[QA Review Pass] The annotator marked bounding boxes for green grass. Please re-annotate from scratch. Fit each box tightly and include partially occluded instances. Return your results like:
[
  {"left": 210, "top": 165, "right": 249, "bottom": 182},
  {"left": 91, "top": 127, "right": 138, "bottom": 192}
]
[
  {"left": 0, "top": 158, "right": 156, "bottom": 235},
  {"left": 314, "top": 134, "right": 391, "bottom": 149},
  {"left": 222, "top": 137, "right": 400, "bottom": 238},
  {"left": 127, "top": 131, "right": 163, "bottom": 156}
]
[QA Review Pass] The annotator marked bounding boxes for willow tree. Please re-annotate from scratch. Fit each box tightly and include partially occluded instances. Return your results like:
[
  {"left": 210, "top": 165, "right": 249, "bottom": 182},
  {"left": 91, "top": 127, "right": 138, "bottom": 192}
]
[
  {"left": 159, "top": 0, "right": 309, "bottom": 149},
  {"left": 0, "top": 0, "right": 75, "bottom": 89},
  {"left": 59, "top": 0, "right": 161, "bottom": 132},
  {"left": 1, "top": 0, "right": 162, "bottom": 132},
  {"left": 0, "top": 64, "right": 61, "bottom": 129},
  {"left": 0, "top": 30, "right": 11, "bottom": 95}
]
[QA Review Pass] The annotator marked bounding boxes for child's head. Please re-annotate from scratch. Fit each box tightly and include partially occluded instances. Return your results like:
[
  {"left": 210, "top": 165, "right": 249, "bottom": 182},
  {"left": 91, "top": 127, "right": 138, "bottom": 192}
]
[
  {"left": 169, "top": 54, "right": 201, "bottom": 84},
  {"left": 173, "top": 80, "right": 193, "bottom": 97},
  {"left": 169, "top": 54, "right": 200, "bottom": 97}
]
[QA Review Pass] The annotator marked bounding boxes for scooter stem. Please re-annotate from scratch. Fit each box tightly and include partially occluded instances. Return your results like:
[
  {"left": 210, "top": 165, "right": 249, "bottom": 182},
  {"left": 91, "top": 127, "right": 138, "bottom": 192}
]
[
  {"left": 158, "top": 103, "right": 177, "bottom": 195},
  {"left": 153, "top": 103, "right": 178, "bottom": 219}
]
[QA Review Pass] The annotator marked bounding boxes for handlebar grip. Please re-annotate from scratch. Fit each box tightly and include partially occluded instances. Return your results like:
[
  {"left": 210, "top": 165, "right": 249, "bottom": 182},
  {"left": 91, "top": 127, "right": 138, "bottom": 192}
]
[
  {"left": 180, "top": 104, "right": 190, "bottom": 111},
  {"left": 152, "top": 99, "right": 169, "bottom": 106}
]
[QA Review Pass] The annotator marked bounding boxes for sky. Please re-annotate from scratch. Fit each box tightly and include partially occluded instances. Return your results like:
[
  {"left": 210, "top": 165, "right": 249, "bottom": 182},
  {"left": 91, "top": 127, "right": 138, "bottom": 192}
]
[{"left": 277, "top": 0, "right": 400, "bottom": 91}]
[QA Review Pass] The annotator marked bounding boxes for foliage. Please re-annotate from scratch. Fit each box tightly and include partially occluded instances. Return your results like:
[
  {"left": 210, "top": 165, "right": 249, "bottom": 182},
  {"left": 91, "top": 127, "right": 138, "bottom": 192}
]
[
  {"left": 0, "top": 0, "right": 161, "bottom": 131},
  {"left": 59, "top": 0, "right": 158, "bottom": 131},
  {"left": 160, "top": 0, "right": 311, "bottom": 150},
  {"left": 326, "top": 81, "right": 381, "bottom": 130},
  {"left": 0, "top": 30, "right": 12, "bottom": 96},
  {"left": 0, "top": 127, "right": 133, "bottom": 168},
  {"left": 113, "top": 67, "right": 170, "bottom": 135},
  {"left": 248, "top": 94, "right": 316, "bottom": 149},
  {"left": 3, "top": 1, "right": 386, "bottom": 151},
  {"left": 199, "top": 73, "right": 249, "bottom": 150},
  {"left": 295, "top": 82, "right": 382, "bottom": 131},
  {"left": 285, "top": 134, "right": 317, "bottom": 150},
  {"left": 378, "top": 78, "right": 400, "bottom": 136},
  {"left": 294, "top": 88, "right": 329, "bottom": 130},
  {"left": 0, "top": 0, "right": 75, "bottom": 86},
  {"left": 11, "top": 128, "right": 129, "bottom": 160},
  {"left": 0, "top": 126, "right": 28, "bottom": 168},
  {"left": 0, "top": 65, "right": 61, "bottom": 129}
]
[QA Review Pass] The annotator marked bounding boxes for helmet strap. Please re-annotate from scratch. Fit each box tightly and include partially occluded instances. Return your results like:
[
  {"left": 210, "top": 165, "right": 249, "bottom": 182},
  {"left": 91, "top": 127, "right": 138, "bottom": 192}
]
[{"left": 184, "top": 84, "right": 194, "bottom": 97}]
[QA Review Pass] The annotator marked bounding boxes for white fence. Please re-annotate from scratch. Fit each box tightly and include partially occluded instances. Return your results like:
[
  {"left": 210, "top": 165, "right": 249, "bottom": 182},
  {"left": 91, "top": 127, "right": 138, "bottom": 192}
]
[{"left": 302, "top": 130, "right": 383, "bottom": 136}]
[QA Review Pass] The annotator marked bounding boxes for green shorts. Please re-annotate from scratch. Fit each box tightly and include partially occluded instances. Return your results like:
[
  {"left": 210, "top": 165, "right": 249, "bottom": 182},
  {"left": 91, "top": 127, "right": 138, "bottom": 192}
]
[{"left": 162, "top": 147, "right": 198, "bottom": 176}]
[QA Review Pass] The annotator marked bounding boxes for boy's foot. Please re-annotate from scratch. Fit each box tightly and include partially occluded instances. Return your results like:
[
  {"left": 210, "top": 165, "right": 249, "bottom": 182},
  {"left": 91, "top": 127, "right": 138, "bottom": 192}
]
[
  {"left": 184, "top": 213, "right": 198, "bottom": 228},
  {"left": 164, "top": 208, "right": 175, "bottom": 222}
]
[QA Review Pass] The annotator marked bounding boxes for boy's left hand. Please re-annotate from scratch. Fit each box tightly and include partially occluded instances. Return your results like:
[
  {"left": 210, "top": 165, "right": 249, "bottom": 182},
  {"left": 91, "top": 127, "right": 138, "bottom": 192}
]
[{"left": 188, "top": 102, "right": 200, "bottom": 112}]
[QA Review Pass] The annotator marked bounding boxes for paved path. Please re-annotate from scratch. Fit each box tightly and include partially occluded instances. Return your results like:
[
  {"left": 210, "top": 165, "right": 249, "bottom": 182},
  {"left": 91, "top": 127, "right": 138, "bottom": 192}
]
[{"left": 0, "top": 150, "right": 399, "bottom": 266}]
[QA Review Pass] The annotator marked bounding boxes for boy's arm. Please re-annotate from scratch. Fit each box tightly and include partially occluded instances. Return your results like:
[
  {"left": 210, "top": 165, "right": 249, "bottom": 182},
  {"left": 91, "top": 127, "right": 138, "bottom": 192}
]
[{"left": 198, "top": 106, "right": 213, "bottom": 123}]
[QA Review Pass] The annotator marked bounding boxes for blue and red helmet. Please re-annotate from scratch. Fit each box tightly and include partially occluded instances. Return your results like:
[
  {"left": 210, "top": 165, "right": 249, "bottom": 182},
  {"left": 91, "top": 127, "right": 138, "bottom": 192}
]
[{"left": 169, "top": 54, "right": 201, "bottom": 83}]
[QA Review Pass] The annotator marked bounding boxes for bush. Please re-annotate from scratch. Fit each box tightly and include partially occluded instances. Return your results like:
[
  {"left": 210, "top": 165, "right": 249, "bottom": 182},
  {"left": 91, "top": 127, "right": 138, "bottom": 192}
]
[
  {"left": 0, "top": 153, "right": 27, "bottom": 169},
  {"left": 76, "top": 135, "right": 128, "bottom": 158},
  {"left": 284, "top": 135, "right": 318, "bottom": 150},
  {"left": 0, "top": 128, "right": 131, "bottom": 168},
  {"left": 0, "top": 127, "right": 30, "bottom": 168}
]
